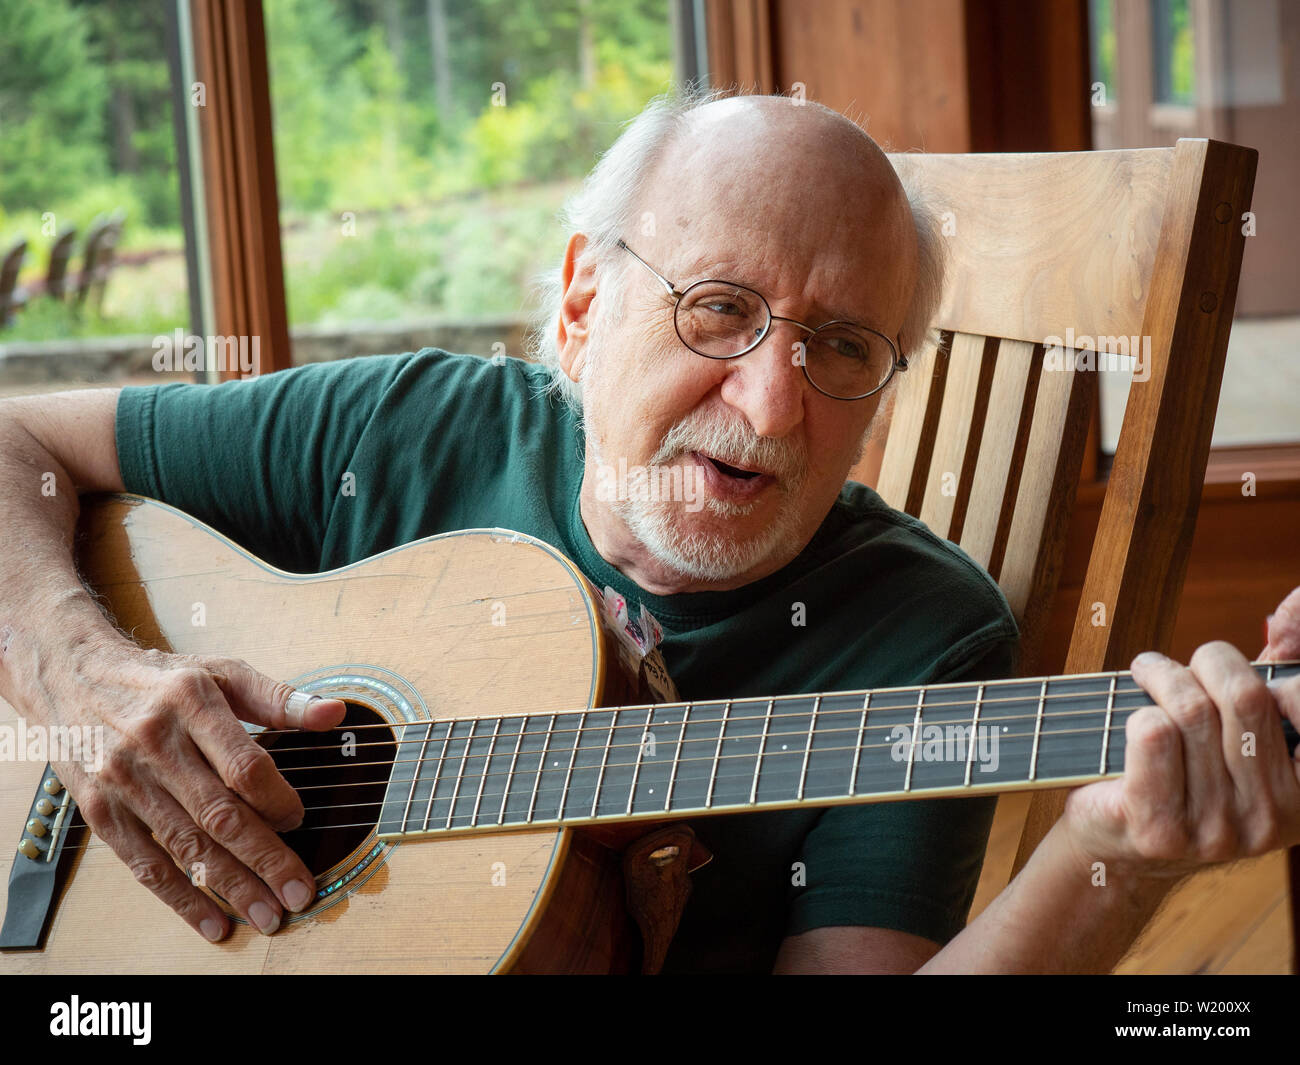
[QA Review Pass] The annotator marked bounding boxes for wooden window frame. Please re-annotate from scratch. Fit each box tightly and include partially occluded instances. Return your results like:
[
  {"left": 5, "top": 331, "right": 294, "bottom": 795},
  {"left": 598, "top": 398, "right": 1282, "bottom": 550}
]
[{"left": 189, "top": 0, "right": 290, "bottom": 379}]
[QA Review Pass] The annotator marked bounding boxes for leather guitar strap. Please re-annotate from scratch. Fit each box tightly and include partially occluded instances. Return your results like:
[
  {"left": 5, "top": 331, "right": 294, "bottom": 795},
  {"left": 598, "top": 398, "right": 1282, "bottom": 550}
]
[{"left": 621, "top": 823, "right": 705, "bottom": 975}]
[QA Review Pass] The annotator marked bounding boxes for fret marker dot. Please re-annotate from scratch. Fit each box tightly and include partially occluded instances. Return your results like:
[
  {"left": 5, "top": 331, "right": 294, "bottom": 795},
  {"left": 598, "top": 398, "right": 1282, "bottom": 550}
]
[
  {"left": 1002, "top": 727, "right": 1008, "bottom": 732},
  {"left": 648, "top": 788, "right": 654, "bottom": 794},
  {"left": 782, "top": 744, "right": 788, "bottom": 751}
]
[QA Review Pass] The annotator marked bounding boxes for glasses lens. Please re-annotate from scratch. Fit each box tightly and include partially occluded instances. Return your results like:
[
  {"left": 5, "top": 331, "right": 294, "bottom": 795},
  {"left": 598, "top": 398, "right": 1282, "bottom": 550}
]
[
  {"left": 675, "top": 281, "right": 769, "bottom": 358},
  {"left": 804, "top": 324, "right": 896, "bottom": 398}
]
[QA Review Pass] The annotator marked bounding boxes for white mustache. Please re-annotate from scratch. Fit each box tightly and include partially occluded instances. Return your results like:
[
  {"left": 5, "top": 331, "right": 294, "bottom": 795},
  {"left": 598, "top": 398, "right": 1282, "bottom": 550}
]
[{"left": 649, "top": 410, "right": 807, "bottom": 485}]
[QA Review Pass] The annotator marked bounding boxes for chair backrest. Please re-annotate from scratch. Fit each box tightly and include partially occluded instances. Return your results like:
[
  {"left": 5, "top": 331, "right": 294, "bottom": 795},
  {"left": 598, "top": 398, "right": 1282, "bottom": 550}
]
[
  {"left": 76, "top": 211, "right": 125, "bottom": 310},
  {"left": 867, "top": 139, "right": 1257, "bottom": 871},
  {"left": 46, "top": 227, "right": 79, "bottom": 301},
  {"left": 0, "top": 239, "right": 27, "bottom": 326}
]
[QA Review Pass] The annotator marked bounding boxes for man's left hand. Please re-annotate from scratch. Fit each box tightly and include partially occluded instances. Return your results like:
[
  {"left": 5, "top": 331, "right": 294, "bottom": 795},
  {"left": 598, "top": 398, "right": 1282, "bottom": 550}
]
[{"left": 1062, "top": 586, "right": 1300, "bottom": 881}]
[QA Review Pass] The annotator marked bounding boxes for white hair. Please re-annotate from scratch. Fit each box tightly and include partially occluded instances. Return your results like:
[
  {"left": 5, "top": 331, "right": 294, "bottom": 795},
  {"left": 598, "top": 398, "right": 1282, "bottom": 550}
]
[{"left": 525, "top": 90, "right": 948, "bottom": 412}]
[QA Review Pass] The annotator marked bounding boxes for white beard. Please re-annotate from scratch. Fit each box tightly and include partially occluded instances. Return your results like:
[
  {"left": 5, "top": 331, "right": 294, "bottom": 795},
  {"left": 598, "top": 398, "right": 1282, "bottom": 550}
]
[{"left": 582, "top": 397, "right": 809, "bottom": 583}]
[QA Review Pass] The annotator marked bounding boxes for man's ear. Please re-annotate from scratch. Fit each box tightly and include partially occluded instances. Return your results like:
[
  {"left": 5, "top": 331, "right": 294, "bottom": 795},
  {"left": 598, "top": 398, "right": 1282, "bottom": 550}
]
[{"left": 557, "top": 233, "right": 598, "bottom": 384}]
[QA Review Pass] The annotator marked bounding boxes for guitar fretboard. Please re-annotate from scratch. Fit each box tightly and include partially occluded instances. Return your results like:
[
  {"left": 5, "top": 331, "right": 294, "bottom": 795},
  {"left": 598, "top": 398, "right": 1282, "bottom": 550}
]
[{"left": 376, "top": 661, "right": 1300, "bottom": 841}]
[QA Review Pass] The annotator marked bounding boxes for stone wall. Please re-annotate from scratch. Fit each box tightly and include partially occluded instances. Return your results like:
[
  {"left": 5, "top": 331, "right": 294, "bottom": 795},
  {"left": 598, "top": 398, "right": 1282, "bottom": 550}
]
[{"left": 0, "top": 314, "right": 532, "bottom": 387}]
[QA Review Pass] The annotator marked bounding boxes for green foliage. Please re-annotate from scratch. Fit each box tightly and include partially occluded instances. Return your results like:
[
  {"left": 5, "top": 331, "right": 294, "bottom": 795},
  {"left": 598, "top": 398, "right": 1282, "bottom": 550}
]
[
  {"left": 0, "top": 0, "right": 108, "bottom": 208},
  {"left": 2, "top": 0, "right": 675, "bottom": 343},
  {"left": 283, "top": 182, "right": 572, "bottom": 325},
  {"left": 0, "top": 289, "right": 183, "bottom": 342}
]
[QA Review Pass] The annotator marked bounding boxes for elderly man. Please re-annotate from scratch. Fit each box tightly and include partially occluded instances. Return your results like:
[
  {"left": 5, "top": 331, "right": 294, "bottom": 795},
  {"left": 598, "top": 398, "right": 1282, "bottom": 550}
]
[{"left": 0, "top": 93, "right": 1297, "bottom": 974}]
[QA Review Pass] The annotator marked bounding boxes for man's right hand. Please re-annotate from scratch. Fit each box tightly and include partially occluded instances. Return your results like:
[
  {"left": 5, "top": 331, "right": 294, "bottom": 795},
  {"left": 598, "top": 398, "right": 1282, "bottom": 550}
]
[{"left": 44, "top": 639, "right": 346, "bottom": 943}]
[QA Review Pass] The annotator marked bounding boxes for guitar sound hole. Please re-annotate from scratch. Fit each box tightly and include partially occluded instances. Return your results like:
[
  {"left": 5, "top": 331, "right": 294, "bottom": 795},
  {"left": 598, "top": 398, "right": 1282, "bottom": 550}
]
[{"left": 259, "top": 701, "right": 396, "bottom": 877}]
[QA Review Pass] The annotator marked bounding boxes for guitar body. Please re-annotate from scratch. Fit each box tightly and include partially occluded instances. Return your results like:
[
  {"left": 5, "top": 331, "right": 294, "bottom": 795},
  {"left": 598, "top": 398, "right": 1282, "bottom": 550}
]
[{"left": 0, "top": 495, "right": 642, "bottom": 974}]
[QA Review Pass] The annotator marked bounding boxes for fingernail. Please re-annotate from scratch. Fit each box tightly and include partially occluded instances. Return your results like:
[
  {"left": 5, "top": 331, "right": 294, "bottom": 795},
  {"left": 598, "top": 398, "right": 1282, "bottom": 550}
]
[
  {"left": 275, "top": 813, "right": 302, "bottom": 833},
  {"left": 285, "top": 690, "right": 323, "bottom": 727},
  {"left": 283, "top": 879, "right": 314, "bottom": 911},
  {"left": 249, "top": 901, "right": 280, "bottom": 934},
  {"left": 1133, "top": 651, "right": 1166, "bottom": 667},
  {"left": 201, "top": 917, "right": 224, "bottom": 943}
]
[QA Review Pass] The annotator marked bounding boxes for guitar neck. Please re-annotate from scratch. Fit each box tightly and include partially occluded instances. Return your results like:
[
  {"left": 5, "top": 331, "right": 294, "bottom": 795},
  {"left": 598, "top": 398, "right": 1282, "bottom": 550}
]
[{"left": 377, "top": 660, "right": 1300, "bottom": 842}]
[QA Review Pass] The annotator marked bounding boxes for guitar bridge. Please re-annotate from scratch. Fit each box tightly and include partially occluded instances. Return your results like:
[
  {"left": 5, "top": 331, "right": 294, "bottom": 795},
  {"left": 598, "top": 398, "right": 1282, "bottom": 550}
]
[{"left": 0, "top": 766, "right": 78, "bottom": 950}]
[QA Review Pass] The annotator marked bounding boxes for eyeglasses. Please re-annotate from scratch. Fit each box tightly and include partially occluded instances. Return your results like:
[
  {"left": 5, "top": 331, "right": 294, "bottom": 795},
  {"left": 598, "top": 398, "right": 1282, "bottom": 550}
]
[{"left": 616, "top": 239, "right": 907, "bottom": 401}]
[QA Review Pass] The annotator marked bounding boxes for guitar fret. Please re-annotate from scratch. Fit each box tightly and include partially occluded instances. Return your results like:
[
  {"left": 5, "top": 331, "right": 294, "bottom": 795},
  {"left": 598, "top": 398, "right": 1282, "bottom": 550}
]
[
  {"left": 663, "top": 702, "right": 691, "bottom": 811},
  {"left": 556, "top": 710, "right": 585, "bottom": 820},
  {"left": 623, "top": 707, "right": 654, "bottom": 815},
  {"left": 903, "top": 688, "right": 924, "bottom": 791},
  {"left": 470, "top": 716, "right": 502, "bottom": 827},
  {"left": 445, "top": 718, "right": 477, "bottom": 830},
  {"left": 525, "top": 714, "right": 556, "bottom": 824},
  {"left": 705, "top": 700, "right": 732, "bottom": 808},
  {"left": 796, "top": 696, "right": 821, "bottom": 801},
  {"left": 401, "top": 722, "right": 434, "bottom": 833},
  {"left": 422, "top": 721, "right": 454, "bottom": 832},
  {"left": 497, "top": 715, "right": 527, "bottom": 825},
  {"left": 1028, "top": 679, "right": 1047, "bottom": 781},
  {"left": 848, "top": 693, "right": 870, "bottom": 797},
  {"left": 750, "top": 699, "right": 775, "bottom": 805},
  {"left": 1099, "top": 673, "right": 1117, "bottom": 774},
  {"left": 962, "top": 684, "right": 985, "bottom": 787},
  {"left": 591, "top": 708, "right": 617, "bottom": 818}
]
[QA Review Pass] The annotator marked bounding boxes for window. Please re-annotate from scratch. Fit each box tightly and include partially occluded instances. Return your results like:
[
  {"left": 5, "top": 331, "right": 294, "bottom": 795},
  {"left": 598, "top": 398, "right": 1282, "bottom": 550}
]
[
  {"left": 0, "top": 0, "right": 192, "bottom": 398},
  {"left": 1089, "top": 0, "right": 1117, "bottom": 105},
  {"left": 1091, "top": 0, "right": 1299, "bottom": 449},
  {"left": 1150, "top": 0, "right": 1195, "bottom": 106},
  {"left": 262, "top": 0, "right": 679, "bottom": 367}
]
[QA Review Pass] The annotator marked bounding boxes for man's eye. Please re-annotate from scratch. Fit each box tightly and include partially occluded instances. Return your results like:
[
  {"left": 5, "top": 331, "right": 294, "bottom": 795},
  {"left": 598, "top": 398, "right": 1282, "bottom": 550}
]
[
  {"left": 824, "top": 337, "right": 868, "bottom": 361},
  {"left": 700, "top": 300, "right": 745, "bottom": 316}
]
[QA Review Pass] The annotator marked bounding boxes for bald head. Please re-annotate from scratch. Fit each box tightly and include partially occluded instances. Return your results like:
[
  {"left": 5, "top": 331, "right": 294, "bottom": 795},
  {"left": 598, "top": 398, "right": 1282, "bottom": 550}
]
[
  {"left": 532, "top": 91, "right": 944, "bottom": 412},
  {"left": 633, "top": 95, "right": 920, "bottom": 349}
]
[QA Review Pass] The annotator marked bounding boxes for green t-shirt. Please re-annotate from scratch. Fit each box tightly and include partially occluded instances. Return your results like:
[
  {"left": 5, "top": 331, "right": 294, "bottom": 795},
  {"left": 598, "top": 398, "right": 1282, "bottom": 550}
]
[{"left": 115, "top": 348, "right": 1020, "bottom": 973}]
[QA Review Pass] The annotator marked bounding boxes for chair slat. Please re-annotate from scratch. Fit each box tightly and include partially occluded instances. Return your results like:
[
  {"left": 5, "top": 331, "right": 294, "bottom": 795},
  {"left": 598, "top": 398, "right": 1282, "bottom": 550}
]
[
  {"left": 918, "top": 332, "right": 997, "bottom": 542},
  {"left": 958, "top": 338, "right": 1040, "bottom": 573},
  {"left": 875, "top": 332, "right": 950, "bottom": 516},
  {"left": 998, "top": 351, "right": 1093, "bottom": 663}
]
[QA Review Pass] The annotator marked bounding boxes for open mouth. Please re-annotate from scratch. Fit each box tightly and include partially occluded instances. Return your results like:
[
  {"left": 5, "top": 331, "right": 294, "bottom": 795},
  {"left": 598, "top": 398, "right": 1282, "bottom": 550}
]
[
  {"left": 702, "top": 454, "right": 762, "bottom": 480},
  {"left": 689, "top": 451, "right": 775, "bottom": 501}
]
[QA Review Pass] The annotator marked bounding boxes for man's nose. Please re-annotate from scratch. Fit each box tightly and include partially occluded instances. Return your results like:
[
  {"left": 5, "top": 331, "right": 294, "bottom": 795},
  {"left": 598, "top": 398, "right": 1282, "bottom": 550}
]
[{"left": 718, "top": 320, "right": 808, "bottom": 438}]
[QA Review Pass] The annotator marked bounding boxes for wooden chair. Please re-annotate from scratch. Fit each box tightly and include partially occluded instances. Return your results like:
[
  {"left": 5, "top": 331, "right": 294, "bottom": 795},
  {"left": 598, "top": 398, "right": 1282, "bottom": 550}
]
[
  {"left": 75, "top": 211, "right": 125, "bottom": 314},
  {"left": 851, "top": 138, "right": 1265, "bottom": 969},
  {"left": 44, "top": 226, "right": 79, "bottom": 302},
  {"left": 0, "top": 238, "right": 27, "bottom": 328}
]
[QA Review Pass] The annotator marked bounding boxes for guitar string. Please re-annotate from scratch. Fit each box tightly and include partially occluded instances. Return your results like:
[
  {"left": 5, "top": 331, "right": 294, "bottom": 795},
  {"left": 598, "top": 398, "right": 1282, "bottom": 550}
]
[
  {"left": 39, "top": 663, "right": 1297, "bottom": 850},
  {"left": 57, "top": 710, "right": 1166, "bottom": 834},
  {"left": 261, "top": 682, "right": 1300, "bottom": 780},
  {"left": 46, "top": 677, "right": 1299, "bottom": 831},
  {"left": 246, "top": 681, "right": 1154, "bottom": 739},
  {"left": 255, "top": 692, "right": 1157, "bottom": 758},
  {"left": 248, "top": 686, "right": 1144, "bottom": 754},
  {"left": 55, "top": 741, "right": 1118, "bottom": 843},
  {"left": 245, "top": 660, "right": 1297, "bottom": 744},
  {"left": 253, "top": 710, "right": 1151, "bottom": 781},
  {"left": 61, "top": 695, "right": 1300, "bottom": 841}
]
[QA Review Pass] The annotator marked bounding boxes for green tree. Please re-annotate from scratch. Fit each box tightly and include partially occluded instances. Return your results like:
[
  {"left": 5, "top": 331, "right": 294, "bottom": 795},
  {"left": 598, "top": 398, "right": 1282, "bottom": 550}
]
[{"left": 0, "top": 0, "right": 108, "bottom": 210}]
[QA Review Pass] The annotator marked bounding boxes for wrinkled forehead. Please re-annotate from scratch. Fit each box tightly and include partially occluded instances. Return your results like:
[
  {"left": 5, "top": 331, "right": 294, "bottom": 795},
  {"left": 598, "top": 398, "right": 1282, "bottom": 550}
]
[{"left": 632, "top": 99, "right": 918, "bottom": 322}]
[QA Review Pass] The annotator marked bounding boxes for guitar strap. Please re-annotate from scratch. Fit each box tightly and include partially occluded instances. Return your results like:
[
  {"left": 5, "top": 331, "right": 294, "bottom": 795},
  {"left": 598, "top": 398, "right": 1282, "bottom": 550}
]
[{"left": 622, "top": 822, "right": 703, "bottom": 975}]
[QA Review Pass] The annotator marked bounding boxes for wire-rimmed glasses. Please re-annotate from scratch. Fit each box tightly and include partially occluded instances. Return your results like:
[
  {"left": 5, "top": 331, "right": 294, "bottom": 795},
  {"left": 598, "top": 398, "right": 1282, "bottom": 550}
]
[{"left": 617, "top": 238, "right": 907, "bottom": 401}]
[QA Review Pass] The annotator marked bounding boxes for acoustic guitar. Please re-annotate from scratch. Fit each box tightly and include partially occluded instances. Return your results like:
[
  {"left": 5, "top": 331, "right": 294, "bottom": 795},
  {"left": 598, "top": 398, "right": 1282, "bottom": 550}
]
[{"left": 1, "top": 494, "right": 1295, "bottom": 973}]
